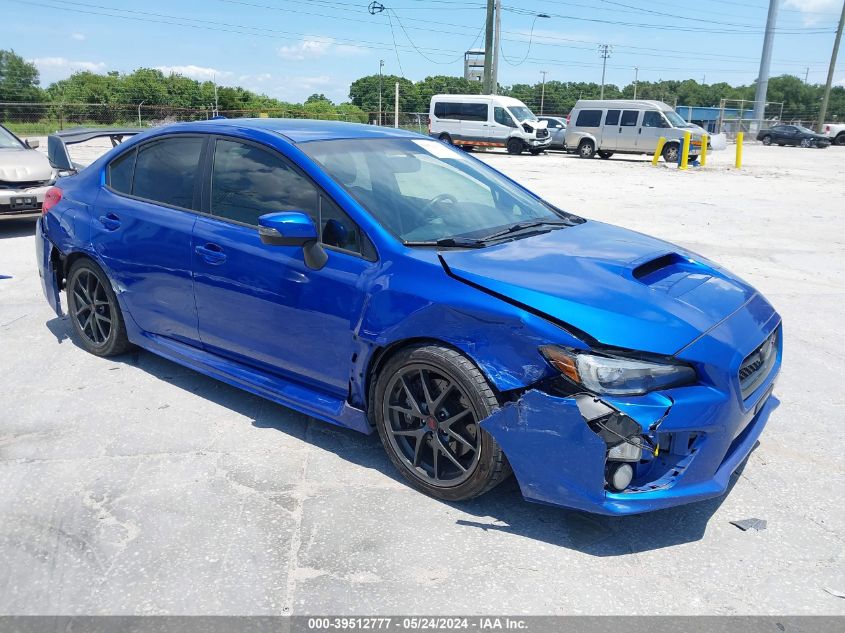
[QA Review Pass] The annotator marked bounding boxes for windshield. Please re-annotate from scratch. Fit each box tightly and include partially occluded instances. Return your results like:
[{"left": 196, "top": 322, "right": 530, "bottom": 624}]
[
  {"left": 508, "top": 106, "right": 537, "bottom": 122},
  {"left": 0, "top": 126, "right": 24, "bottom": 149},
  {"left": 663, "top": 110, "right": 691, "bottom": 128},
  {"left": 303, "top": 138, "right": 571, "bottom": 244}
]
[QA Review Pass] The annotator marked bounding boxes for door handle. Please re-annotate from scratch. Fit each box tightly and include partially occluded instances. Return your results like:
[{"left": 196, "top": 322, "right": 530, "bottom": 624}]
[
  {"left": 195, "top": 243, "right": 227, "bottom": 265},
  {"left": 98, "top": 213, "right": 121, "bottom": 231},
  {"left": 638, "top": 128, "right": 642, "bottom": 134}
]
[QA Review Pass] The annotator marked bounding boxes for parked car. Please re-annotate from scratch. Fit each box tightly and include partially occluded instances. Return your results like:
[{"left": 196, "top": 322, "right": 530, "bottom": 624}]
[
  {"left": 821, "top": 122, "right": 845, "bottom": 145},
  {"left": 538, "top": 116, "right": 567, "bottom": 149},
  {"left": 0, "top": 123, "right": 54, "bottom": 220},
  {"left": 429, "top": 94, "right": 551, "bottom": 155},
  {"left": 565, "top": 99, "right": 706, "bottom": 161},
  {"left": 757, "top": 125, "right": 830, "bottom": 148},
  {"left": 37, "top": 118, "right": 781, "bottom": 515}
]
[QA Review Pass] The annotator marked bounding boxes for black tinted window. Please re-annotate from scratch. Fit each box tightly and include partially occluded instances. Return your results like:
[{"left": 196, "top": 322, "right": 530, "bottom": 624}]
[
  {"left": 319, "top": 196, "right": 364, "bottom": 254},
  {"left": 621, "top": 110, "right": 639, "bottom": 126},
  {"left": 461, "top": 103, "right": 487, "bottom": 121},
  {"left": 211, "top": 139, "right": 318, "bottom": 226},
  {"left": 605, "top": 110, "right": 620, "bottom": 126},
  {"left": 642, "top": 111, "right": 665, "bottom": 128},
  {"left": 434, "top": 102, "right": 467, "bottom": 120},
  {"left": 575, "top": 109, "right": 602, "bottom": 127},
  {"left": 108, "top": 148, "right": 136, "bottom": 194},
  {"left": 132, "top": 137, "right": 203, "bottom": 209}
]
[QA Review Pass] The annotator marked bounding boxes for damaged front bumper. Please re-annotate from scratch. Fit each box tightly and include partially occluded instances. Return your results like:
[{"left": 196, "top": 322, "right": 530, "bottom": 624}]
[{"left": 481, "top": 295, "right": 782, "bottom": 516}]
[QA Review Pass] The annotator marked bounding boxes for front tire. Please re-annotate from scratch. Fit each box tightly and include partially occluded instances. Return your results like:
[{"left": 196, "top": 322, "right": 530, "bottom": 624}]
[
  {"left": 506, "top": 138, "right": 524, "bottom": 155},
  {"left": 662, "top": 143, "right": 680, "bottom": 162},
  {"left": 836, "top": 133, "right": 845, "bottom": 146},
  {"left": 373, "top": 345, "right": 509, "bottom": 501},
  {"left": 66, "top": 259, "right": 132, "bottom": 357},
  {"left": 761, "top": 135, "right": 772, "bottom": 146}
]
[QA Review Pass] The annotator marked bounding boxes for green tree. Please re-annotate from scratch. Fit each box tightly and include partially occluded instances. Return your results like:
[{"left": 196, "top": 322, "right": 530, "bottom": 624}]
[
  {"left": 0, "top": 49, "right": 43, "bottom": 102},
  {"left": 349, "top": 74, "right": 419, "bottom": 113}
]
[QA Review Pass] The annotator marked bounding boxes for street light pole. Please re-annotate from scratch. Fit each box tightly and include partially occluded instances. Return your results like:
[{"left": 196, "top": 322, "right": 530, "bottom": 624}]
[
  {"left": 378, "top": 59, "right": 384, "bottom": 126},
  {"left": 633, "top": 66, "right": 638, "bottom": 100},
  {"left": 539, "top": 70, "right": 547, "bottom": 115},
  {"left": 137, "top": 100, "right": 145, "bottom": 128}
]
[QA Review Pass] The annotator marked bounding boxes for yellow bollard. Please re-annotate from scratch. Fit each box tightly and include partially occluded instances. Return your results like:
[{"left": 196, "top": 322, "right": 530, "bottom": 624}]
[
  {"left": 652, "top": 136, "right": 666, "bottom": 166},
  {"left": 679, "top": 131, "right": 691, "bottom": 170},
  {"left": 700, "top": 134, "right": 708, "bottom": 166},
  {"left": 735, "top": 132, "right": 743, "bottom": 169}
]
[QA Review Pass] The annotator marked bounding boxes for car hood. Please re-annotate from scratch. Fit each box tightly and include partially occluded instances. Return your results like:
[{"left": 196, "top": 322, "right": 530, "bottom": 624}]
[
  {"left": 440, "top": 221, "right": 758, "bottom": 355},
  {"left": 0, "top": 148, "right": 53, "bottom": 182}
]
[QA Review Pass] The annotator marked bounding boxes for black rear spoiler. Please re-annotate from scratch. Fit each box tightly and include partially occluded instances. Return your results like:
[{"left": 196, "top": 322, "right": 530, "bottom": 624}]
[{"left": 48, "top": 127, "right": 142, "bottom": 171}]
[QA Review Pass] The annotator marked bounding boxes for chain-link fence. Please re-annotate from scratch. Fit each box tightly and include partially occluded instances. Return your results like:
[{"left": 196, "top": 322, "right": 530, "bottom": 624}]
[{"left": 0, "top": 102, "right": 433, "bottom": 136}]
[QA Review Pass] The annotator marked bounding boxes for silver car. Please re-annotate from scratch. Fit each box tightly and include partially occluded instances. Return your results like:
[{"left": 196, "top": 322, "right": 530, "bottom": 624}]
[
  {"left": 538, "top": 116, "right": 566, "bottom": 149},
  {"left": 0, "top": 124, "right": 55, "bottom": 220}
]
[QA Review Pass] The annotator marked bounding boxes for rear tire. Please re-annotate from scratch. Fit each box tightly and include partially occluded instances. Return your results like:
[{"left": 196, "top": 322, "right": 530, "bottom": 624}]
[
  {"left": 836, "top": 133, "right": 845, "bottom": 146},
  {"left": 460, "top": 145, "right": 474, "bottom": 152},
  {"left": 66, "top": 258, "right": 132, "bottom": 357},
  {"left": 597, "top": 151, "right": 613, "bottom": 159},
  {"left": 438, "top": 133, "right": 453, "bottom": 145},
  {"left": 761, "top": 135, "right": 772, "bottom": 146},
  {"left": 373, "top": 345, "right": 509, "bottom": 501},
  {"left": 529, "top": 148, "right": 544, "bottom": 155},
  {"left": 577, "top": 140, "right": 595, "bottom": 159},
  {"left": 506, "top": 138, "right": 524, "bottom": 155}
]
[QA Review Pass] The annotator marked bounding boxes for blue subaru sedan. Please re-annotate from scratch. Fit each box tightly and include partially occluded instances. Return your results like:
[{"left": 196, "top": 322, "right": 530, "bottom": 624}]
[{"left": 36, "top": 119, "right": 781, "bottom": 515}]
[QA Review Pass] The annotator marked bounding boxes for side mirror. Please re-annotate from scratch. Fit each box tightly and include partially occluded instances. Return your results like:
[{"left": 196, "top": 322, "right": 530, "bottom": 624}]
[
  {"left": 25, "top": 138, "right": 40, "bottom": 149},
  {"left": 258, "top": 211, "right": 327, "bottom": 270}
]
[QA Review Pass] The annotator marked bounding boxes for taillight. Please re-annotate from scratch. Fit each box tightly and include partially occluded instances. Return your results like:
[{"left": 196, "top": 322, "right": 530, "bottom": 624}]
[
  {"left": 825, "top": 125, "right": 830, "bottom": 132},
  {"left": 42, "top": 187, "right": 62, "bottom": 215},
  {"left": 565, "top": 113, "right": 571, "bottom": 125}
]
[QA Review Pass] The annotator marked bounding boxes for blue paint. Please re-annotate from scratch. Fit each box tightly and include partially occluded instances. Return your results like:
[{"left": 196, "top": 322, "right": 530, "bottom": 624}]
[{"left": 35, "top": 118, "right": 783, "bottom": 515}]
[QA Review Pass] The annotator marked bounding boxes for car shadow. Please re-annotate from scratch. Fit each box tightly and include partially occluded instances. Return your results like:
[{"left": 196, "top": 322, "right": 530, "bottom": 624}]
[
  {"left": 0, "top": 219, "right": 37, "bottom": 239},
  {"left": 47, "top": 314, "right": 754, "bottom": 555}
]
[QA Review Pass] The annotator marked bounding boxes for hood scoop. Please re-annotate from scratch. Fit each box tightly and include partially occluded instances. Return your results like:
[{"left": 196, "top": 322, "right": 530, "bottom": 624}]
[{"left": 632, "top": 252, "right": 712, "bottom": 298}]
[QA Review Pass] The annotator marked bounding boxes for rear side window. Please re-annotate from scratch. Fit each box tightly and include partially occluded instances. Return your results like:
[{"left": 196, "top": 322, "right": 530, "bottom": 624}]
[
  {"left": 132, "top": 137, "right": 204, "bottom": 209},
  {"left": 605, "top": 110, "right": 620, "bottom": 126},
  {"left": 620, "top": 110, "right": 640, "bottom": 126},
  {"left": 575, "top": 110, "right": 602, "bottom": 127},
  {"left": 210, "top": 139, "right": 318, "bottom": 226},
  {"left": 108, "top": 148, "right": 136, "bottom": 194},
  {"left": 461, "top": 103, "right": 488, "bottom": 121}
]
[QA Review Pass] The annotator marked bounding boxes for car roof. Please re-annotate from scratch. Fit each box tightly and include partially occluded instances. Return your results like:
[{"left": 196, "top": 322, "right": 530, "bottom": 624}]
[
  {"left": 170, "top": 117, "right": 424, "bottom": 143},
  {"left": 573, "top": 99, "right": 672, "bottom": 111},
  {"left": 430, "top": 94, "right": 527, "bottom": 106}
]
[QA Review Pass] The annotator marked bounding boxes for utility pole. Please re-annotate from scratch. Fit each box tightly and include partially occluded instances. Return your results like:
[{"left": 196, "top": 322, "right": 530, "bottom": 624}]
[
  {"left": 804, "top": 66, "right": 810, "bottom": 83},
  {"left": 753, "top": 0, "right": 780, "bottom": 129},
  {"left": 378, "top": 59, "right": 384, "bottom": 126},
  {"left": 213, "top": 75, "right": 219, "bottom": 116},
  {"left": 492, "top": 0, "right": 502, "bottom": 94},
  {"left": 598, "top": 44, "right": 612, "bottom": 99},
  {"left": 482, "top": 0, "right": 495, "bottom": 94},
  {"left": 394, "top": 81, "right": 399, "bottom": 129},
  {"left": 633, "top": 66, "right": 639, "bottom": 99},
  {"left": 818, "top": 0, "right": 845, "bottom": 132},
  {"left": 539, "top": 70, "right": 547, "bottom": 114}
]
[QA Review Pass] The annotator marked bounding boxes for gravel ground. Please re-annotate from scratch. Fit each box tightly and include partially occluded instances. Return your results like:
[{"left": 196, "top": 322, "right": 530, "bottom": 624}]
[{"left": 1, "top": 140, "right": 844, "bottom": 615}]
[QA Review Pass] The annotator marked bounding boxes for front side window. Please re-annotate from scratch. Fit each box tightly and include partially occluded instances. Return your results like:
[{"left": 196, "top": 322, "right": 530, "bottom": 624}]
[
  {"left": 620, "top": 110, "right": 640, "bottom": 126},
  {"left": 494, "top": 107, "right": 516, "bottom": 127},
  {"left": 575, "top": 109, "right": 602, "bottom": 127},
  {"left": 211, "top": 139, "right": 364, "bottom": 254},
  {"left": 642, "top": 111, "right": 667, "bottom": 128},
  {"left": 132, "top": 136, "right": 204, "bottom": 209},
  {"left": 304, "top": 138, "right": 571, "bottom": 244}
]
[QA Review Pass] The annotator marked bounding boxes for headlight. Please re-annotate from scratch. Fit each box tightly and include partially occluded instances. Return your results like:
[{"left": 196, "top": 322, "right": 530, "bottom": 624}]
[{"left": 539, "top": 345, "right": 696, "bottom": 395}]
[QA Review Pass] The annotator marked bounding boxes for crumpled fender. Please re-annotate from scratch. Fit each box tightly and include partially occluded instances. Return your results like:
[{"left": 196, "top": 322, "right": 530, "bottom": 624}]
[{"left": 480, "top": 389, "right": 607, "bottom": 511}]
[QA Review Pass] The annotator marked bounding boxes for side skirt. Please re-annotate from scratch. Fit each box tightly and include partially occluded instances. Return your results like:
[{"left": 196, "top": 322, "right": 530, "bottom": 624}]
[{"left": 131, "top": 330, "right": 373, "bottom": 435}]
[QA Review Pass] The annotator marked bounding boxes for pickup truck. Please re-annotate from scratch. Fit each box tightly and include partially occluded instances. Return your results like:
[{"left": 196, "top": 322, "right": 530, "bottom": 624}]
[{"left": 822, "top": 123, "right": 845, "bottom": 145}]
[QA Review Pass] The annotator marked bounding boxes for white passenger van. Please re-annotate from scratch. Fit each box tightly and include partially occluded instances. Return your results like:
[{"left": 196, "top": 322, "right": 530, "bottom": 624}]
[
  {"left": 428, "top": 94, "right": 552, "bottom": 155},
  {"left": 564, "top": 99, "right": 705, "bottom": 162}
]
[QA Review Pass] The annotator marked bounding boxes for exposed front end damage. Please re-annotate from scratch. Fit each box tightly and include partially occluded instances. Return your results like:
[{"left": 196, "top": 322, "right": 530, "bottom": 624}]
[{"left": 481, "top": 357, "right": 780, "bottom": 516}]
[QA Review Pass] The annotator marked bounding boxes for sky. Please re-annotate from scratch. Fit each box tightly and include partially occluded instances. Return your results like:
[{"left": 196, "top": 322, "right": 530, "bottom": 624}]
[{"left": 3, "top": 0, "right": 845, "bottom": 104}]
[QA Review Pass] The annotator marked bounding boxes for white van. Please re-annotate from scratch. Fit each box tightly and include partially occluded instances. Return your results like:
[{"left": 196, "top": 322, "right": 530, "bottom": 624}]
[
  {"left": 428, "top": 94, "right": 552, "bottom": 155},
  {"left": 564, "top": 99, "right": 705, "bottom": 161}
]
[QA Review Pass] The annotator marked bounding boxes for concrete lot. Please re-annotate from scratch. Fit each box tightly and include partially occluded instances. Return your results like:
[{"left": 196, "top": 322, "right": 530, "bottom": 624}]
[{"left": 1, "top": 143, "right": 844, "bottom": 615}]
